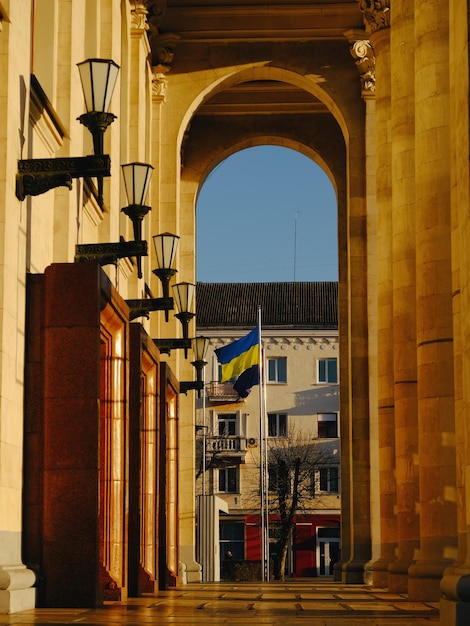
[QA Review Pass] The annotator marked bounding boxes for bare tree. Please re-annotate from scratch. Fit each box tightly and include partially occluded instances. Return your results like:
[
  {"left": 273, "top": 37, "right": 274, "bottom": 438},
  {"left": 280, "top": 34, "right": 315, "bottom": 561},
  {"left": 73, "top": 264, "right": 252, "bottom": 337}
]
[{"left": 265, "top": 431, "right": 337, "bottom": 580}]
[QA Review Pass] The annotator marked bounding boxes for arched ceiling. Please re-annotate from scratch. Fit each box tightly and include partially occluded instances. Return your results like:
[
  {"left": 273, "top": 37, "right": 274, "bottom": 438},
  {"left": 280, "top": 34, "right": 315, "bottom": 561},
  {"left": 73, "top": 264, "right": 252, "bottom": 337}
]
[
  {"left": 153, "top": 1, "right": 365, "bottom": 116},
  {"left": 149, "top": 1, "right": 366, "bottom": 187}
]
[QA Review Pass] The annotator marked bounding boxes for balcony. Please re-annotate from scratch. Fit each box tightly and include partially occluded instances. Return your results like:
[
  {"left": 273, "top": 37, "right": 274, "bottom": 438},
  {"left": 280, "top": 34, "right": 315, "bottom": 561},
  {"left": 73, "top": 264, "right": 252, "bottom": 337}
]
[
  {"left": 206, "top": 381, "right": 241, "bottom": 402},
  {"left": 204, "top": 436, "right": 248, "bottom": 468},
  {"left": 206, "top": 436, "right": 245, "bottom": 453}
]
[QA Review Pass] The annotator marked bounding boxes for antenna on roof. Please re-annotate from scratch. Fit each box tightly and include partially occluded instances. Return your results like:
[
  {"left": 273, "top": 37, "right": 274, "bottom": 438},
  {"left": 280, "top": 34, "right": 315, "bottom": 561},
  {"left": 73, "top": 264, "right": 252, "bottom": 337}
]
[{"left": 294, "top": 211, "right": 301, "bottom": 281}]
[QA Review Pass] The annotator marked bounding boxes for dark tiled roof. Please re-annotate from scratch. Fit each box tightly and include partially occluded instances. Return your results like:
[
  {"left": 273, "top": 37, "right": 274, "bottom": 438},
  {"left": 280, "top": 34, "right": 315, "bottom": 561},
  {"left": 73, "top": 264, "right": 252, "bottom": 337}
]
[{"left": 196, "top": 282, "right": 338, "bottom": 329}]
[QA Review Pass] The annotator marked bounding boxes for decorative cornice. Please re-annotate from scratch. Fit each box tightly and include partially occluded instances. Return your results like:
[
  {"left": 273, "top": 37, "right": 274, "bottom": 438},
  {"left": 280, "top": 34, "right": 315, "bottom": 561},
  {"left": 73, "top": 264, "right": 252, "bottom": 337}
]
[
  {"left": 350, "top": 40, "right": 376, "bottom": 93},
  {"left": 143, "top": 0, "right": 166, "bottom": 35},
  {"left": 357, "top": 0, "right": 390, "bottom": 34}
]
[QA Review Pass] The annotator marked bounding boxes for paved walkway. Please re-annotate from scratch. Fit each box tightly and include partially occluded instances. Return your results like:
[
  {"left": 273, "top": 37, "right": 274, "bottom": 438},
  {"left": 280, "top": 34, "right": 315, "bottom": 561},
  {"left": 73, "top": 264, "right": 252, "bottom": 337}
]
[{"left": 1, "top": 581, "right": 440, "bottom": 625}]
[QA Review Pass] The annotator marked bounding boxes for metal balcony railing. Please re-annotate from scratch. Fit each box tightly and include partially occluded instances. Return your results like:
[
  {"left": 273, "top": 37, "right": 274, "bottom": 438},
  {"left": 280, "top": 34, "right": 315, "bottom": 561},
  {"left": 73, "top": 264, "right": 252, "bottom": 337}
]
[{"left": 206, "top": 381, "right": 241, "bottom": 401}]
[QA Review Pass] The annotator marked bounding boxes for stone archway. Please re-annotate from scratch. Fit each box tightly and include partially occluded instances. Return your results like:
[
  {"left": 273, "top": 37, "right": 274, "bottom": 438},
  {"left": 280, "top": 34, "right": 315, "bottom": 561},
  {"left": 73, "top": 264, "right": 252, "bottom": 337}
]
[{"left": 169, "top": 53, "right": 372, "bottom": 582}]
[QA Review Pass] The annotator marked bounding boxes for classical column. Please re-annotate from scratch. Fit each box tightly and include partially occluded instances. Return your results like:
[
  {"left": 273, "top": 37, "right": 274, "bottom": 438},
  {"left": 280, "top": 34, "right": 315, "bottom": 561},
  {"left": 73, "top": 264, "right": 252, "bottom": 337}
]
[
  {"left": 370, "top": 24, "right": 396, "bottom": 589},
  {"left": 336, "top": 30, "right": 373, "bottom": 584},
  {"left": 440, "top": 0, "right": 470, "bottom": 622},
  {"left": 357, "top": 1, "right": 395, "bottom": 588},
  {"left": 388, "top": 0, "right": 420, "bottom": 594},
  {"left": 407, "top": 0, "right": 458, "bottom": 601}
]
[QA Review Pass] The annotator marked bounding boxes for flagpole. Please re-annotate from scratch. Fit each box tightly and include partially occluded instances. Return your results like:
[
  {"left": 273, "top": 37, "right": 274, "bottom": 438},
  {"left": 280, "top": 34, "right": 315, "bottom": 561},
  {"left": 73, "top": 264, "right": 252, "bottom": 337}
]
[
  {"left": 263, "top": 344, "right": 269, "bottom": 582},
  {"left": 202, "top": 363, "right": 206, "bottom": 497},
  {"left": 258, "top": 305, "right": 267, "bottom": 581}
]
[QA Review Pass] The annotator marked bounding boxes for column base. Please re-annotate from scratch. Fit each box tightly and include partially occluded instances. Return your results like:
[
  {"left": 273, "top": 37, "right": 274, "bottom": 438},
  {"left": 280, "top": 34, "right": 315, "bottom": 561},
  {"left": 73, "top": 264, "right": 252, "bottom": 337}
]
[
  {"left": 0, "top": 565, "right": 36, "bottom": 614},
  {"left": 440, "top": 597, "right": 470, "bottom": 626},
  {"left": 440, "top": 570, "right": 470, "bottom": 626},
  {"left": 388, "top": 559, "right": 415, "bottom": 593},
  {"left": 178, "top": 546, "right": 202, "bottom": 583},
  {"left": 369, "top": 558, "right": 393, "bottom": 588},
  {"left": 408, "top": 560, "right": 449, "bottom": 601},
  {"left": 339, "top": 559, "right": 368, "bottom": 584}
]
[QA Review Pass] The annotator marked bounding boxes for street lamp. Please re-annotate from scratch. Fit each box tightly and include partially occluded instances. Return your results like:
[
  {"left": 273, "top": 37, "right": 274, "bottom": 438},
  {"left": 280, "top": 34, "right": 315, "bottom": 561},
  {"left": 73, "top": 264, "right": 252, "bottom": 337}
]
[
  {"left": 180, "top": 336, "right": 210, "bottom": 397},
  {"left": 121, "top": 162, "right": 154, "bottom": 277},
  {"left": 16, "top": 58, "right": 119, "bottom": 202},
  {"left": 77, "top": 58, "right": 120, "bottom": 207},
  {"left": 77, "top": 58, "right": 120, "bottom": 155},
  {"left": 173, "top": 281, "right": 195, "bottom": 348},
  {"left": 153, "top": 233, "right": 179, "bottom": 321},
  {"left": 153, "top": 281, "right": 195, "bottom": 357}
]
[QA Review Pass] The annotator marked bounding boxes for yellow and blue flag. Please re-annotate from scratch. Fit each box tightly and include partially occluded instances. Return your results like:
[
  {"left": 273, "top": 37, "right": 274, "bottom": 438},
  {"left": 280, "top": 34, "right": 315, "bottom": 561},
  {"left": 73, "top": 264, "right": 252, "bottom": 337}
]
[{"left": 215, "top": 327, "right": 260, "bottom": 397}]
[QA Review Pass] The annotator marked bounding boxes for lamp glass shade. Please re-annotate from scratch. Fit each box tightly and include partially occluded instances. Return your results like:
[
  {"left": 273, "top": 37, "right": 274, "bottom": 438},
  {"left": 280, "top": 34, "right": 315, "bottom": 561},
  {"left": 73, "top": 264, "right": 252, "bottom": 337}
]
[
  {"left": 193, "top": 336, "right": 209, "bottom": 361},
  {"left": 172, "top": 282, "right": 195, "bottom": 313},
  {"left": 153, "top": 233, "right": 179, "bottom": 270},
  {"left": 77, "top": 58, "right": 120, "bottom": 113},
  {"left": 122, "top": 162, "right": 154, "bottom": 206}
]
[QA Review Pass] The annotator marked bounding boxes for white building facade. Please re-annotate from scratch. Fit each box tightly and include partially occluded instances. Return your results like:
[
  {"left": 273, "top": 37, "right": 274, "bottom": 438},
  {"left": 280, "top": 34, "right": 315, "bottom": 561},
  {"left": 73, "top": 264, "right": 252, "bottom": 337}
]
[{"left": 195, "top": 282, "right": 340, "bottom": 579}]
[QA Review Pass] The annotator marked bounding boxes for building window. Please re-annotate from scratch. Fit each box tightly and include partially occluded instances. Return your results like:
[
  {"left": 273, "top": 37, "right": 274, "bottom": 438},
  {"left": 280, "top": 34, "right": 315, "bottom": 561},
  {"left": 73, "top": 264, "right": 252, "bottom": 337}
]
[
  {"left": 219, "top": 466, "right": 239, "bottom": 493},
  {"left": 317, "top": 413, "right": 338, "bottom": 438},
  {"left": 318, "top": 358, "right": 338, "bottom": 383},
  {"left": 313, "top": 467, "right": 340, "bottom": 494},
  {"left": 220, "top": 522, "right": 245, "bottom": 560},
  {"left": 218, "top": 413, "right": 237, "bottom": 436},
  {"left": 268, "top": 413, "right": 287, "bottom": 437},
  {"left": 267, "top": 357, "right": 287, "bottom": 383}
]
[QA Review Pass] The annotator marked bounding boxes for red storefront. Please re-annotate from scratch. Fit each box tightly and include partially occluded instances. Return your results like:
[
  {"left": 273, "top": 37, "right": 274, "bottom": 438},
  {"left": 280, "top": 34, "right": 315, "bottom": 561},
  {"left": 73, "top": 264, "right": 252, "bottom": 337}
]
[{"left": 243, "top": 513, "right": 340, "bottom": 578}]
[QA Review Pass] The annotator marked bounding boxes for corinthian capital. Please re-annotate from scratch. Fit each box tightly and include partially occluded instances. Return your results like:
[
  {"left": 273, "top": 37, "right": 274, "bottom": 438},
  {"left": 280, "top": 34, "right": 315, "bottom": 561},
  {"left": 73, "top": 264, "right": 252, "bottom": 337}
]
[
  {"left": 350, "top": 40, "right": 376, "bottom": 93},
  {"left": 358, "top": 0, "right": 390, "bottom": 33}
]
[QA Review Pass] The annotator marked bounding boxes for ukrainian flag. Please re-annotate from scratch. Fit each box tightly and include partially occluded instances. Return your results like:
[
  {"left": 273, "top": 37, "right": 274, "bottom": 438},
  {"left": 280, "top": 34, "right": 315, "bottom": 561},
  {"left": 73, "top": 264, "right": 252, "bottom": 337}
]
[{"left": 215, "top": 327, "right": 260, "bottom": 395}]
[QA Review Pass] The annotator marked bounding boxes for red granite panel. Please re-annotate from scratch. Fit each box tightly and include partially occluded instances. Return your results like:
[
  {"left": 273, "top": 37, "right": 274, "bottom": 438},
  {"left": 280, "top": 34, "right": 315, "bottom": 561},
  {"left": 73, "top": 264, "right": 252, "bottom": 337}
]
[
  {"left": 44, "top": 396, "right": 99, "bottom": 470},
  {"left": 43, "top": 326, "right": 100, "bottom": 399},
  {"left": 44, "top": 263, "right": 102, "bottom": 328},
  {"left": 43, "top": 468, "right": 100, "bottom": 607}
]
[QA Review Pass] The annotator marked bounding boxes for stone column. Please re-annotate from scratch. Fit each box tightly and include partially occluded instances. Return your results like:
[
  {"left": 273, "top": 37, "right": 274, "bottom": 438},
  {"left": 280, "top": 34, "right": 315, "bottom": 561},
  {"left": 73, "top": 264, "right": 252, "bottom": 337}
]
[
  {"left": 407, "top": 0, "right": 458, "bottom": 601},
  {"left": 440, "top": 0, "right": 470, "bottom": 622},
  {"left": 0, "top": 0, "right": 36, "bottom": 613},
  {"left": 368, "top": 23, "right": 396, "bottom": 589},
  {"left": 346, "top": 33, "right": 379, "bottom": 584},
  {"left": 388, "top": 0, "right": 420, "bottom": 594}
]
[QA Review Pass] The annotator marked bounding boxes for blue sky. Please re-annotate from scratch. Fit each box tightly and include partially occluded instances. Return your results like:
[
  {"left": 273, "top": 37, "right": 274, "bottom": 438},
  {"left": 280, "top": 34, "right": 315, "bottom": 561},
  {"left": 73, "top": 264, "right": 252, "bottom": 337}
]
[{"left": 196, "top": 146, "right": 338, "bottom": 284}]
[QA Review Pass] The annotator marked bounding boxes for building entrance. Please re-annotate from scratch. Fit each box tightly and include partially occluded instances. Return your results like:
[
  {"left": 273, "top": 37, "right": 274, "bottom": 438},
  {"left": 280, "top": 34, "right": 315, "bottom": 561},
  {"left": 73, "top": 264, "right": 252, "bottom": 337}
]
[{"left": 317, "top": 528, "right": 340, "bottom": 577}]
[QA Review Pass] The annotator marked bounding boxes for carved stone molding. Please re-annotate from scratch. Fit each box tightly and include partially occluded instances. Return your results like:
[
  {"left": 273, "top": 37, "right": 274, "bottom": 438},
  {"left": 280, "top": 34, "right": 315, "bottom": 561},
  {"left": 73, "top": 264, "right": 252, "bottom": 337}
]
[
  {"left": 143, "top": 0, "right": 166, "bottom": 36},
  {"left": 130, "top": 1, "right": 149, "bottom": 35},
  {"left": 153, "top": 33, "right": 179, "bottom": 73},
  {"left": 358, "top": 0, "right": 390, "bottom": 34},
  {"left": 152, "top": 70, "right": 168, "bottom": 102},
  {"left": 350, "top": 40, "right": 376, "bottom": 93}
]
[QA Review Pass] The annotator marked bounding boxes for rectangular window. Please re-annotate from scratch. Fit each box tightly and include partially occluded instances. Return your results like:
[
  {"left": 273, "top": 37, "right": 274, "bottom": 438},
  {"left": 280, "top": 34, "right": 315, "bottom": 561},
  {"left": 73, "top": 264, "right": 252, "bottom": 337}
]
[
  {"left": 219, "top": 466, "right": 239, "bottom": 493},
  {"left": 220, "top": 522, "right": 245, "bottom": 560},
  {"left": 267, "top": 357, "right": 287, "bottom": 383},
  {"left": 318, "top": 358, "right": 338, "bottom": 383},
  {"left": 313, "top": 467, "right": 340, "bottom": 494},
  {"left": 268, "top": 413, "right": 287, "bottom": 437},
  {"left": 218, "top": 413, "right": 237, "bottom": 436},
  {"left": 317, "top": 413, "right": 338, "bottom": 438}
]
